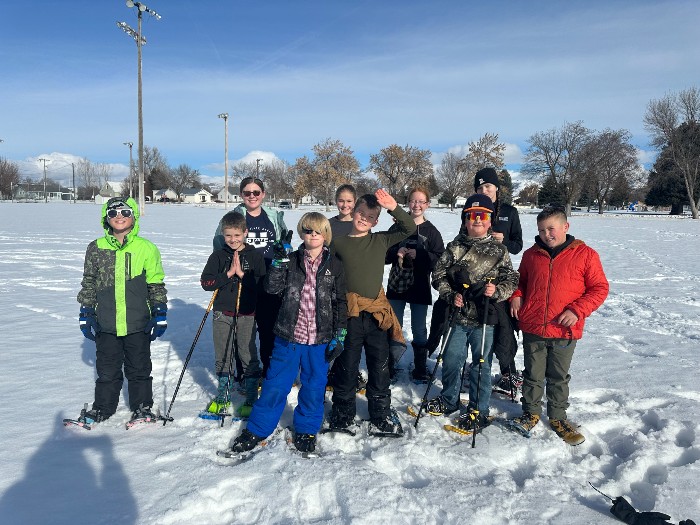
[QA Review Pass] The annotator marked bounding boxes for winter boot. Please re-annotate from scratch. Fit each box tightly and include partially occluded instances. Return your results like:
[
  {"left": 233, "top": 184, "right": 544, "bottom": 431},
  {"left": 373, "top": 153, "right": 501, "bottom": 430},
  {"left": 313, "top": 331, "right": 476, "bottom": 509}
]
[
  {"left": 424, "top": 396, "right": 457, "bottom": 416},
  {"left": 549, "top": 419, "right": 585, "bottom": 446},
  {"left": 130, "top": 405, "right": 157, "bottom": 421},
  {"left": 328, "top": 401, "right": 356, "bottom": 431},
  {"left": 293, "top": 432, "right": 317, "bottom": 453},
  {"left": 492, "top": 373, "right": 521, "bottom": 397},
  {"left": 411, "top": 344, "right": 429, "bottom": 383},
  {"left": 356, "top": 372, "right": 368, "bottom": 394},
  {"left": 206, "top": 375, "right": 232, "bottom": 414},
  {"left": 511, "top": 412, "right": 540, "bottom": 433},
  {"left": 235, "top": 402, "right": 254, "bottom": 419},
  {"left": 231, "top": 428, "right": 265, "bottom": 453},
  {"left": 80, "top": 407, "right": 109, "bottom": 425},
  {"left": 368, "top": 408, "right": 404, "bottom": 437}
]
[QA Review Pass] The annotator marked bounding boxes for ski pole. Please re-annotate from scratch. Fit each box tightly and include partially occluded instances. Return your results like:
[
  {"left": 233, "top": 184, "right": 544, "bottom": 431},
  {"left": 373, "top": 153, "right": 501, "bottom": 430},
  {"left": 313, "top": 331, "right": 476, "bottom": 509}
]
[
  {"left": 471, "top": 278, "right": 494, "bottom": 448},
  {"left": 413, "top": 306, "right": 459, "bottom": 429},
  {"left": 163, "top": 289, "right": 218, "bottom": 426},
  {"left": 221, "top": 279, "right": 242, "bottom": 428}
]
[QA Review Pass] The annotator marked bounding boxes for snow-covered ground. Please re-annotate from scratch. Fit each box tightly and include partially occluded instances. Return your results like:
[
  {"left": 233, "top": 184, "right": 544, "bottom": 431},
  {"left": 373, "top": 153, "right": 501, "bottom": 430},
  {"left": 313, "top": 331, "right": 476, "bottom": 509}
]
[{"left": 0, "top": 202, "right": 698, "bottom": 525}]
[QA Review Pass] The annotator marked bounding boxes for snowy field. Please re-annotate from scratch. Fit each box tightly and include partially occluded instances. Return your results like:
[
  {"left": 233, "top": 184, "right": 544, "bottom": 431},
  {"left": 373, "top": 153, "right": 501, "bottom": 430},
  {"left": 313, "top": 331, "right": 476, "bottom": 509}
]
[{"left": 0, "top": 201, "right": 699, "bottom": 525}]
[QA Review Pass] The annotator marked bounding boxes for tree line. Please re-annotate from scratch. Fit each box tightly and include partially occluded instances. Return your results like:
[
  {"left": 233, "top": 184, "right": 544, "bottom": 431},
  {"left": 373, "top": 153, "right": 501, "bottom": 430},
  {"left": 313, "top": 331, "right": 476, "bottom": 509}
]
[{"left": 3, "top": 86, "right": 697, "bottom": 217}]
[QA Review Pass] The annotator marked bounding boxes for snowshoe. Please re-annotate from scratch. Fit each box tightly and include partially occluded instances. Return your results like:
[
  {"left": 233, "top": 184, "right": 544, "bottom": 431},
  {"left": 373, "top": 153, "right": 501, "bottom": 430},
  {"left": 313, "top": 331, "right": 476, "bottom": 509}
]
[
  {"left": 424, "top": 396, "right": 458, "bottom": 416},
  {"left": 125, "top": 405, "right": 160, "bottom": 429},
  {"left": 492, "top": 372, "right": 522, "bottom": 398},
  {"left": 367, "top": 408, "right": 404, "bottom": 438},
  {"left": 444, "top": 410, "right": 492, "bottom": 436},
  {"left": 63, "top": 404, "right": 108, "bottom": 430}
]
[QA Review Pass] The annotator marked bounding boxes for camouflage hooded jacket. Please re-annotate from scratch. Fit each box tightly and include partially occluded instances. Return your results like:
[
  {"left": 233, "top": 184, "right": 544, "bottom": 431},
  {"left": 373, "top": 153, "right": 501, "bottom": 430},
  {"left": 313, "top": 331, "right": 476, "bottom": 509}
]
[
  {"left": 432, "top": 233, "right": 519, "bottom": 327},
  {"left": 77, "top": 197, "right": 167, "bottom": 336}
]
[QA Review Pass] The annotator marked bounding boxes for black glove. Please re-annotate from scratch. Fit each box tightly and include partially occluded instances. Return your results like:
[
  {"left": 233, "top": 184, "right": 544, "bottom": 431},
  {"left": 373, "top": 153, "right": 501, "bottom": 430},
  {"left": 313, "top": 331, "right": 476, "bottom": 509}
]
[
  {"left": 271, "top": 230, "right": 294, "bottom": 268},
  {"left": 462, "top": 281, "right": 486, "bottom": 301},
  {"left": 79, "top": 306, "right": 101, "bottom": 341},
  {"left": 325, "top": 328, "right": 347, "bottom": 362},
  {"left": 610, "top": 497, "right": 673, "bottom": 525},
  {"left": 144, "top": 303, "right": 167, "bottom": 341}
]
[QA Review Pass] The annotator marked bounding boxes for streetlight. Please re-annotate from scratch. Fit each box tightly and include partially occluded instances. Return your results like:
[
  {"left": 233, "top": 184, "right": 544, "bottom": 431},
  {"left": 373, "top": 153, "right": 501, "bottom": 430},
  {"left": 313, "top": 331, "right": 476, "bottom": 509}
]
[
  {"left": 218, "top": 113, "right": 229, "bottom": 209},
  {"left": 118, "top": 0, "right": 161, "bottom": 215},
  {"left": 123, "top": 141, "right": 134, "bottom": 198}
]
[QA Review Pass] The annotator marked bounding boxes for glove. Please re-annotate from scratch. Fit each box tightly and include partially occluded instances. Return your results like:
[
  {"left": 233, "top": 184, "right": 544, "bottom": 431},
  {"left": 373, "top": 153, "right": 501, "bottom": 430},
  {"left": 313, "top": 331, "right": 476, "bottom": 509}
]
[
  {"left": 325, "top": 328, "right": 347, "bottom": 362},
  {"left": 79, "top": 306, "right": 101, "bottom": 341},
  {"left": 610, "top": 497, "right": 673, "bottom": 525},
  {"left": 144, "top": 303, "right": 167, "bottom": 341},
  {"left": 462, "top": 281, "right": 486, "bottom": 301},
  {"left": 271, "top": 230, "right": 294, "bottom": 268}
]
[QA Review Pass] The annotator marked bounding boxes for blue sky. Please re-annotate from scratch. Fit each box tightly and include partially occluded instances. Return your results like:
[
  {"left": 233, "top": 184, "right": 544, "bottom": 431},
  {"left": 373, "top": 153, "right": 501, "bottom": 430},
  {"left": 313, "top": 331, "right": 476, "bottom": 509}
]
[{"left": 1, "top": 0, "right": 698, "bottom": 186}]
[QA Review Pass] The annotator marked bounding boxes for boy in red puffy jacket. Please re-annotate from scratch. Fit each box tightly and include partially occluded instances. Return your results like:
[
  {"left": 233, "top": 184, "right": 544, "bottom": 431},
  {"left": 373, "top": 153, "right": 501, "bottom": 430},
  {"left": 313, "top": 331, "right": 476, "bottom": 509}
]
[{"left": 509, "top": 205, "right": 608, "bottom": 445}]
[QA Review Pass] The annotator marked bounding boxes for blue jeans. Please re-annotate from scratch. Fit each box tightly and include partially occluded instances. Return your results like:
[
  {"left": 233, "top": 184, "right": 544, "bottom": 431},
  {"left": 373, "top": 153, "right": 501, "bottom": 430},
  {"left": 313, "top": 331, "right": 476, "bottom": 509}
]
[
  {"left": 440, "top": 323, "right": 494, "bottom": 415},
  {"left": 246, "top": 337, "right": 329, "bottom": 438},
  {"left": 388, "top": 299, "right": 428, "bottom": 345}
]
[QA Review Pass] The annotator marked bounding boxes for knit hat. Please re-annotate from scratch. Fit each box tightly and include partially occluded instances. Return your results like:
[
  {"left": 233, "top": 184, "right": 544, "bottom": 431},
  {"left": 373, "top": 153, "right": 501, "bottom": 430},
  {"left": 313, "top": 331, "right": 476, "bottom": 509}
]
[
  {"left": 106, "top": 197, "right": 129, "bottom": 210},
  {"left": 474, "top": 167, "right": 500, "bottom": 191},
  {"left": 461, "top": 194, "right": 495, "bottom": 223}
]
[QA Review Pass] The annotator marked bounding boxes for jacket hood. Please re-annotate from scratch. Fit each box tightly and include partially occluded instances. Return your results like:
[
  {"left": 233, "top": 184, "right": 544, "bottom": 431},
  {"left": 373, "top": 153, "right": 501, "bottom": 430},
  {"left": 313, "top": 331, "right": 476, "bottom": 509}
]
[{"left": 101, "top": 197, "right": 140, "bottom": 246}]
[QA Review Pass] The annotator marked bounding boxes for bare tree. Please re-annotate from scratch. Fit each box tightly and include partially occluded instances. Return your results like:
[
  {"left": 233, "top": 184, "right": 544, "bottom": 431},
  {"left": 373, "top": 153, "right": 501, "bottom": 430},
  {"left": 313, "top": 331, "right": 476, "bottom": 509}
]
[
  {"left": 580, "top": 129, "right": 639, "bottom": 214},
  {"left": 262, "top": 159, "right": 295, "bottom": 203},
  {"left": 367, "top": 144, "right": 433, "bottom": 198},
  {"left": 436, "top": 152, "right": 470, "bottom": 210},
  {"left": 143, "top": 146, "right": 171, "bottom": 193},
  {"left": 170, "top": 164, "right": 202, "bottom": 201},
  {"left": 0, "top": 157, "right": 20, "bottom": 199},
  {"left": 517, "top": 182, "right": 540, "bottom": 206},
  {"left": 231, "top": 161, "right": 258, "bottom": 185},
  {"left": 293, "top": 138, "right": 360, "bottom": 210},
  {"left": 467, "top": 132, "right": 506, "bottom": 171},
  {"left": 644, "top": 87, "right": 700, "bottom": 218},
  {"left": 522, "top": 121, "right": 592, "bottom": 214}
]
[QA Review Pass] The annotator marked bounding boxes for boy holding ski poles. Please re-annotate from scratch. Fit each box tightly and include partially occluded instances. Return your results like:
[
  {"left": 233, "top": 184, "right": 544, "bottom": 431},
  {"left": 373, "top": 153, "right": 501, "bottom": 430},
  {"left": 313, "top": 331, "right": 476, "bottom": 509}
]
[
  {"left": 425, "top": 194, "right": 519, "bottom": 434},
  {"left": 200, "top": 211, "right": 266, "bottom": 418},
  {"left": 508, "top": 204, "right": 608, "bottom": 445},
  {"left": 227, "top": 213, "right": 347, "bottom": 454}
]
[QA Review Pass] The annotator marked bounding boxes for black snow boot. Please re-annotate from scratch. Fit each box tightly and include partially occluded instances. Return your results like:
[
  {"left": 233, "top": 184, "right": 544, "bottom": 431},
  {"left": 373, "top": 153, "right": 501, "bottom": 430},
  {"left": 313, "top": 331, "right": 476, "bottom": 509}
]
[
  {"left": 231, "top": 428, "right": 265, "bottom": 453},
  {"left": 293, "top": 432, "right": 317, "bottom": 453},
  {"left": 411, "top": 344, "right": 429, "bottom": 382},
  {"left": 368, "top": 408, "right": 404, "bottom": 437},
  {"left": 328, "top": 401, "right": 355, "bottom": 430}
]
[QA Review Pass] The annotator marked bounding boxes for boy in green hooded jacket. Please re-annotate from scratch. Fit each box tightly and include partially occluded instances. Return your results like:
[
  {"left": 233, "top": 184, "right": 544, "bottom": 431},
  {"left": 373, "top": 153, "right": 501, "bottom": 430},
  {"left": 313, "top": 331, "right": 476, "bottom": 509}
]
[{"left": 73, "top": 197, "right": 168, "bottom": 426}]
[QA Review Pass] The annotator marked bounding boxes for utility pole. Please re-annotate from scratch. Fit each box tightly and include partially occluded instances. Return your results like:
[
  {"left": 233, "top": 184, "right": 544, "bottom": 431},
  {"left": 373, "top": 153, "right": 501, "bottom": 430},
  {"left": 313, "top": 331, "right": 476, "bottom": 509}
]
[
  {"left": 39, "top": 158, "right": 48, "bottom": 203},
  {"left": 124, "top": 142, "right": 134, "bottom": 198},
  {"left": 119, "top": 1, "right": 161, "bottom": 215},
  {"left": 72, "top": 163, "right": 76, "bottom": 203},
  {"left": 256, "top": 158, "right": 263, "bottom": 177},
  {"left": 218, "top": 113, "right": 229, "bottom": 209}
]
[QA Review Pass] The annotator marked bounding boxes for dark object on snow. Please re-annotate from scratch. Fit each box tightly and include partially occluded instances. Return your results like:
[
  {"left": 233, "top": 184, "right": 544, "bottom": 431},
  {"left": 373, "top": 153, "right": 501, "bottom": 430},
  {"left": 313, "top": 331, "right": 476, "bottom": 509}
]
[
  {"left": 610, "top": 496, "right": 676, "bottom": 524},
  {"left": 589, "top": 482, "right": 695, "bottom": 525}
]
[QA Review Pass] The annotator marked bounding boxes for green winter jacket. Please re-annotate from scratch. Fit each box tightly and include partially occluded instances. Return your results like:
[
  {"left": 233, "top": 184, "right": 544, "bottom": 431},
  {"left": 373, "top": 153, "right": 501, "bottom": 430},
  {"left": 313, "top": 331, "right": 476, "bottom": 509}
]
[{"left": 77, "top": 198, "right": 167, "bottom": 336}]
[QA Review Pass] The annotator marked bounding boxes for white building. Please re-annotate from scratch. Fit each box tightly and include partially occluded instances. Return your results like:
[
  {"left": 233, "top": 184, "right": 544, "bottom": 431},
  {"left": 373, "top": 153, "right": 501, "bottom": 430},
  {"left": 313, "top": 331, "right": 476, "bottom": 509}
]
[{"left": 181, "top": 187, "right": 214, "bottom": 204}]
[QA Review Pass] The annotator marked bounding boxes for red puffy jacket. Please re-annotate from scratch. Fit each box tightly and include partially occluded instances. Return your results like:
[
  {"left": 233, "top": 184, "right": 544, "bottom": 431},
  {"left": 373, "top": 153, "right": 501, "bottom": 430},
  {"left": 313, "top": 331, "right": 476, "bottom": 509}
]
[{"left": 512, "top": 239, "right": 608, "bottom": 340}]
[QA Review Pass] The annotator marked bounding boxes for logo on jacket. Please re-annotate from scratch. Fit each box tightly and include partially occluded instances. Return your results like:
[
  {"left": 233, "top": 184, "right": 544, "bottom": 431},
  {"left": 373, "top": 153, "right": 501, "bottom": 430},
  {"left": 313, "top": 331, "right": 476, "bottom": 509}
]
[{"left": 325, "top": 269, "right": 332, "bottom": 276}]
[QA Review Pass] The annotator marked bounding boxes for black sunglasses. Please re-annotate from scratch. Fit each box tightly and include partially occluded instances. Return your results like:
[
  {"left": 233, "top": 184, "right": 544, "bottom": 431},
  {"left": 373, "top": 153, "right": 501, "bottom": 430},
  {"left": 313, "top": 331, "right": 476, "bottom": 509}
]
[
  {"left": 107, "top": 209, "right": 133, "bottom": 219},
  {"left": 302, "top": 228, "right": 321, "bottom": 236},
  {"left": 242, "top": 190, "right": 262, "bottom": 197}
]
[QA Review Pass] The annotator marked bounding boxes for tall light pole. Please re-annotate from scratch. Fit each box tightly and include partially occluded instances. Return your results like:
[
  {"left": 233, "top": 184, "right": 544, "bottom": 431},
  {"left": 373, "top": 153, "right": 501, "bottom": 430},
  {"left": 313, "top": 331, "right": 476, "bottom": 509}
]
[
  {"left": 39, "top": 158, "right": 48, "bottom": 203},
  {"left": 218, "top": 113, "right": 229, "bottom": 209},
  {"left": 123, "top": 141, "right": 134, "bottom": 198},
  {"left": 256, "top": 158, "right": 263, "bottom": 177},
  {"left": 118, "top": 1, "right": 160, "bottom": 215}
]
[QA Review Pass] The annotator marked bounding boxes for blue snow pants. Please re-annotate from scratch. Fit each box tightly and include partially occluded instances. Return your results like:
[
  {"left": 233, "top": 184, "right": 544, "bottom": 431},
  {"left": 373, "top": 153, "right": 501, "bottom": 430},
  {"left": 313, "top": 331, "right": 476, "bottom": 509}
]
[{"left": 246, "top": 337, "right": 329, "bottom": 438}]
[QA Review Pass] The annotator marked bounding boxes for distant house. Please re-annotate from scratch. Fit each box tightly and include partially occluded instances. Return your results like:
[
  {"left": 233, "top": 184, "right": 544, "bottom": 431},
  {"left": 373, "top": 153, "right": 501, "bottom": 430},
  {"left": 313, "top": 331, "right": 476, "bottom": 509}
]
[
  {"left": 215, "top": 185, "right": 243, "bottom": 205},
  {"left": 95, "top": 181, "right": 123, "bottom": 205},
  {"left": 181, "top": 187, "right": 214, "bottom": 204},
  {"left": 13, "top": 182, "right": 71, "bottom": 202},
  {"left": 299, "top": 194, "right": 320, "bottom": 205},
  {"left": 153, "top": 188, "right": 178, "bottom": 202}
]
